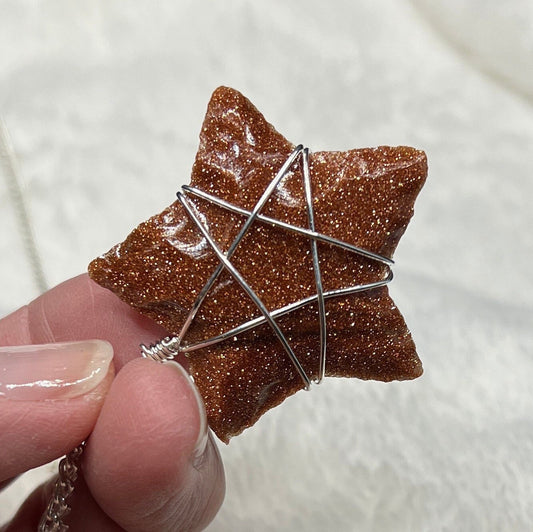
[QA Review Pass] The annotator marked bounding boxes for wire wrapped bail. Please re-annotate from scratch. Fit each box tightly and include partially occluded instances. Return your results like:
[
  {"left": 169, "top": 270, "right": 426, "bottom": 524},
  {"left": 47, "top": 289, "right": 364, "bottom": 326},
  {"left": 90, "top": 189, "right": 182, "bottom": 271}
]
[{"left": 141, "top": 336, "right": 181, "bottom": 362}]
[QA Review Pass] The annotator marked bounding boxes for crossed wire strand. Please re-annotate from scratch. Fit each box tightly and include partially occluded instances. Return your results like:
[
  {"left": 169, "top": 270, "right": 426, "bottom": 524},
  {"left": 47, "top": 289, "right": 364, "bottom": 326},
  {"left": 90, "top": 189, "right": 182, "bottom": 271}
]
[{"left": 142, "top": 145, "right": 393, "bottom": 389}]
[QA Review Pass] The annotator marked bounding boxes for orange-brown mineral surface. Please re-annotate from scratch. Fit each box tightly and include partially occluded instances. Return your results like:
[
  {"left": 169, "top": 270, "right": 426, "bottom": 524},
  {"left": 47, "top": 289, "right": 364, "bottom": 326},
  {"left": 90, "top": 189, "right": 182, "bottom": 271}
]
[{"left": 89, "top": 86, "right": 427, "bottom": 442}]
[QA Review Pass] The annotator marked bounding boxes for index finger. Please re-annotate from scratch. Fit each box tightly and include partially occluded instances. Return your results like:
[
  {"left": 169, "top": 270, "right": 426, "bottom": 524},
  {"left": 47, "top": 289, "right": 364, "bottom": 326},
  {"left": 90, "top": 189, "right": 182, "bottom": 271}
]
[{"left": 0, "top": 274, "right": 168, "bottom": 370}]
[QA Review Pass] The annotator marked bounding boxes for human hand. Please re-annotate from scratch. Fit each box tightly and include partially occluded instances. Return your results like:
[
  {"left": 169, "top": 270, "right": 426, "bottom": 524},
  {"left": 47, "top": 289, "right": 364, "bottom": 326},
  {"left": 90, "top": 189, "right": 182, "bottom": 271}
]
[{"left": 0, "top": 274, "right": 225, "bottom": 531}]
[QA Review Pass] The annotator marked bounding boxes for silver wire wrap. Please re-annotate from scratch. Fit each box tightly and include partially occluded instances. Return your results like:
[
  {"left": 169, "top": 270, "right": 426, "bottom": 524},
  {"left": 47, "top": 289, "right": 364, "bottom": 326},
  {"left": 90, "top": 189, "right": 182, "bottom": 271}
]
[
  {"left": 38, "top": 442, "right": 85, "bottom": 531},
  {"left": 142, "top": 145, "right": 394, "bottom": 389}
]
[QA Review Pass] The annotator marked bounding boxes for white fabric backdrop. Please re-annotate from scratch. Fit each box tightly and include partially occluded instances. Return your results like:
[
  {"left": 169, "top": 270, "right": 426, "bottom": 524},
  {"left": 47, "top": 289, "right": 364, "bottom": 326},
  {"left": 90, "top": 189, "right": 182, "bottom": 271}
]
[{"left": 1, "top": 1, "right": 532, "bottom": 530}]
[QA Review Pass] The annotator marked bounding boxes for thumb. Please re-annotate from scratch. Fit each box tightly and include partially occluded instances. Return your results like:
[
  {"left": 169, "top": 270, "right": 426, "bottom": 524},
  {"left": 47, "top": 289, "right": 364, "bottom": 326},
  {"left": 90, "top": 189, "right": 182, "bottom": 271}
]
[
  {"left": 82, "top": 358, "right": 225, "bottom": 531},
  {"left": 0, "top": 340, "right": 114, "bottom": 482}
]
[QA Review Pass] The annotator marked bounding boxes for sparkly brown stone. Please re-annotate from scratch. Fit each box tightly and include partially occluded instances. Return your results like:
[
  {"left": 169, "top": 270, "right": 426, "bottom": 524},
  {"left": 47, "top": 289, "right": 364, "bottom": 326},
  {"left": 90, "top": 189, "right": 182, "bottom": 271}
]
[{"left": 89, "top": 87, "right": 427, "bottom": 442}]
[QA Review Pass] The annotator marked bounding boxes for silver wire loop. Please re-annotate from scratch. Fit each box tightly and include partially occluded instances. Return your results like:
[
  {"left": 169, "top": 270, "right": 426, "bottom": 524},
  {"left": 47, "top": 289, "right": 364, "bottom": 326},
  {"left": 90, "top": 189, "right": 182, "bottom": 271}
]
[
  {"left": 141, "top": 336, "right": 181, "bottom": 361},
  {"left": 141, "top": 145, "right": 393, "bottom": 388}
]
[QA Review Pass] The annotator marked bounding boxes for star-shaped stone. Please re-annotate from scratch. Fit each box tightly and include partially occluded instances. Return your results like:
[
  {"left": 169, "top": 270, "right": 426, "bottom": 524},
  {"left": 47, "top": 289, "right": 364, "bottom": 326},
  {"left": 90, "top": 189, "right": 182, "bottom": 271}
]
[{"left": 89, "top": 87, "right": 427, "bottom": 442}]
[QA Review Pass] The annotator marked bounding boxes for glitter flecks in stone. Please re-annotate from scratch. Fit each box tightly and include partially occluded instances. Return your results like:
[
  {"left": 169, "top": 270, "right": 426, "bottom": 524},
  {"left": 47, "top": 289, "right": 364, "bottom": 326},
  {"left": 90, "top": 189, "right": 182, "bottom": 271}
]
[{"left": 88, "top": 87, "right": 428, "bottom": 442}]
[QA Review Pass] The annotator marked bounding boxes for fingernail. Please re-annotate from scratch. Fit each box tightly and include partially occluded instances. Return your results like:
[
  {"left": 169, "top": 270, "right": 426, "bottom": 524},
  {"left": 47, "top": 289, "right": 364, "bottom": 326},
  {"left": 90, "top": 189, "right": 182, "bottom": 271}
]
[
  {"left": 0, "top": 340, "right": 113, "bottom": 401},
  {"left": 162, "top": 360, "right": 208, "bottom": 461}
]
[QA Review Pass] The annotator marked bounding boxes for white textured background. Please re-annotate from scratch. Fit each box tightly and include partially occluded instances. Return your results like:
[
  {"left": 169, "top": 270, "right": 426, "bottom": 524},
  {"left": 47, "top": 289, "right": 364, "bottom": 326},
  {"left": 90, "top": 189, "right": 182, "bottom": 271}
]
[{"left": 1, "top": 1, "right": 533, "bottom": 530}]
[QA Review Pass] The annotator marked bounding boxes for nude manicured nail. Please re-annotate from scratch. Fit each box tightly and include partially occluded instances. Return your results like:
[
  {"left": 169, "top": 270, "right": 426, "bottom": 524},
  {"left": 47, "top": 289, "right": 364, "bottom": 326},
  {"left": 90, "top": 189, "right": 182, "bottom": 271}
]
[
  {"left": 162, "top": 360, "right": 208, "bottom": 459},
  {"left": 0, "top": 340, "right": 113, "bottom": 401}
]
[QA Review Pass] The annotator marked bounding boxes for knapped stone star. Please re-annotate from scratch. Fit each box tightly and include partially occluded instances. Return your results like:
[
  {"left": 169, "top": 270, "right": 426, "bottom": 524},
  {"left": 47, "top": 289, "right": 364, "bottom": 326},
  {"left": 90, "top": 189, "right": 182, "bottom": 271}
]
[{"left": 89, "top": 87, "right": 427, "bottom": 442}]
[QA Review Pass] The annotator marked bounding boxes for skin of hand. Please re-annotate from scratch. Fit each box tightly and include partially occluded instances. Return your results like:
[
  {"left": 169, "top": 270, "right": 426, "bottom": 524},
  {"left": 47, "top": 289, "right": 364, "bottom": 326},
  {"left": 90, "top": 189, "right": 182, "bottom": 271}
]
[{"left": 0, "top": 274, "right": 225, "bottom": 532}]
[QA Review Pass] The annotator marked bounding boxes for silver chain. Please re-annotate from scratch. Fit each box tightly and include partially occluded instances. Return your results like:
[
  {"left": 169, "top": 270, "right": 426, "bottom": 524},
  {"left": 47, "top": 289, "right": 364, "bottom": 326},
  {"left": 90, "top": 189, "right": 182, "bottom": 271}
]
[
  {"left": 38, "top": 442, "right": 85, "bottom": 531},
  {"left": 0, "top": 118, "right": 48, "bottom": 294}
]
